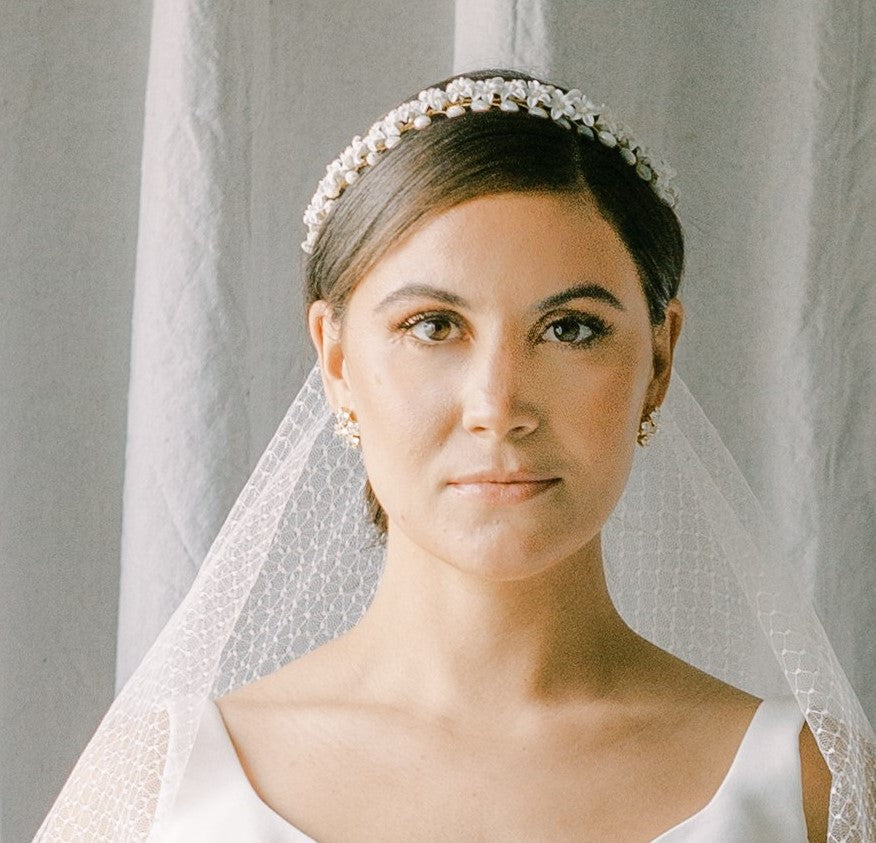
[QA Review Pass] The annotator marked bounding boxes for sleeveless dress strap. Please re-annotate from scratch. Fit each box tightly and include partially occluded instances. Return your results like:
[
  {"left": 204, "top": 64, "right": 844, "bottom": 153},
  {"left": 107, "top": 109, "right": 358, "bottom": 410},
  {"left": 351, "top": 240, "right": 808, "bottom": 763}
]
[
  {"left": 728, "top": 697, "right": 807, "bottom": 812},
  {"left": 153, "top": 701, "right": 314, "bottom": 841},
  {"left": 655, "top": 696, "right": 810, "bottom": 841}
]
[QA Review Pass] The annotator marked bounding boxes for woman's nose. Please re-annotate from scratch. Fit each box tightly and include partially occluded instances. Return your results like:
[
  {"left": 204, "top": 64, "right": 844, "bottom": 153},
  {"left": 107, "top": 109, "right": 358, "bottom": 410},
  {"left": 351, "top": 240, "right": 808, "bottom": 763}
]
[{"left": 460, "top": 338, "right": 539, "bottom": 440}]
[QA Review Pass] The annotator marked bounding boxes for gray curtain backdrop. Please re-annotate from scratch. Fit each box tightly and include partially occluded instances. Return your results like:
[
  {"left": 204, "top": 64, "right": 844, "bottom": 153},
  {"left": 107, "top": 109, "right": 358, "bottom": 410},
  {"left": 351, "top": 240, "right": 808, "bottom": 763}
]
[{"left": 2, "top": 1, "right": 873, "bottom": 840}]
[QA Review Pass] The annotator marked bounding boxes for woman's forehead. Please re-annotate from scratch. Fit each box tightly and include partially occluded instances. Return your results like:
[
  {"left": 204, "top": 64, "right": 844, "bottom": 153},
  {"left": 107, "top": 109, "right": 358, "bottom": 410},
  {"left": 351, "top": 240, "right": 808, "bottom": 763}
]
[{"left": 351, "top": 192, "right": 645, "bottom": 312}]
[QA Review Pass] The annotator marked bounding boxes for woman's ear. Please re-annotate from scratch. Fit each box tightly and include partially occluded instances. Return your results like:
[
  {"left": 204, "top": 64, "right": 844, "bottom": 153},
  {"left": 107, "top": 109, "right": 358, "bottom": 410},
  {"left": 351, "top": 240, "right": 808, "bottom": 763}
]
[
  {"left": 308, "top": 300, "right": 352, "bottom": 411},
  {"left": 646, "top": 298, "right": 684, "bottom": 411}
]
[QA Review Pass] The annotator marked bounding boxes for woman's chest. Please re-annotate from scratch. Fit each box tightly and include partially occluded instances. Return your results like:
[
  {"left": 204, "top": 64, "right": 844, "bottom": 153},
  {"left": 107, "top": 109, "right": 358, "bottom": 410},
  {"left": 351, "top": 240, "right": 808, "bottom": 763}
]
[{"left": 236, "top": 712, "right": 744, "bottom": 843}]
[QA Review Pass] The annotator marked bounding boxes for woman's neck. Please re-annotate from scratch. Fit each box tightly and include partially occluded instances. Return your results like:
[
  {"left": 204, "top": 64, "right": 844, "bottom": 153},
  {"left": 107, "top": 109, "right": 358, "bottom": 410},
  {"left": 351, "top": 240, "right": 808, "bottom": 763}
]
[{"left": 340, "top": 525, "right": 642, "bottom": 721}]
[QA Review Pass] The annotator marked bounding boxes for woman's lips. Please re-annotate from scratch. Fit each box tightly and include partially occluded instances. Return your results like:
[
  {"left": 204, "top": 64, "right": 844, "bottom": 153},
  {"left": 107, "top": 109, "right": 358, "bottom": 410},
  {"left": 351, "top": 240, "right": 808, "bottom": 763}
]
[{"left": 447, "top": 478, "right": 560, "bottom": 504}]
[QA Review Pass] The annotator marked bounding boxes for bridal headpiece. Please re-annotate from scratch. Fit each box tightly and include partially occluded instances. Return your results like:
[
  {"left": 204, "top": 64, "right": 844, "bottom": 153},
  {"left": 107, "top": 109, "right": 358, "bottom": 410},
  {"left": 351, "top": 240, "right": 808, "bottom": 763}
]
[{"left": 301, "top": 75, "right": 678, "bottom": 253}]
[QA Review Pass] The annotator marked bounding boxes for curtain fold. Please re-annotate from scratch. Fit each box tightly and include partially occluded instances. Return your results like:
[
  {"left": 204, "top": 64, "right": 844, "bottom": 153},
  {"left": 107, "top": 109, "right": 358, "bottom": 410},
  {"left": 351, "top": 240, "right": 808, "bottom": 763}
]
[
  {"left": 802, "top": 0, "right": 876, "bottom": 720},
  {"left": 116, "top": 0, "right": 261, "bottom": 686},
  {"left": 453, "top": 0, "right": 550, "bottom": 75}
]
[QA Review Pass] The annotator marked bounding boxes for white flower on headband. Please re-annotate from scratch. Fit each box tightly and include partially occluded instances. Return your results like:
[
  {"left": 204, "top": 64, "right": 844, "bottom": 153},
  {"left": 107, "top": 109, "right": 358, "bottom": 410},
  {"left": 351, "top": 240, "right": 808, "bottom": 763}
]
[
  {"left": 418, "top": 87, "right": 450, "bottom": 112},
  {"left": 301, "top": 76, "right": 678, "bottom": 254}
]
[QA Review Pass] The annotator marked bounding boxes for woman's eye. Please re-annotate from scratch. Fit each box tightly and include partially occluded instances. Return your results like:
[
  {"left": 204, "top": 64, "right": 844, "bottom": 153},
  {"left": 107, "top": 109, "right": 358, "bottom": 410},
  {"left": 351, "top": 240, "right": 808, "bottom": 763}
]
[
  {"left": 399, "top": 312, "right": 605, "bottom": 347},
  {"left": 402, "top": 314, "right": 460, "bottom": 343},
  {"left": 540, "top": 315, "right": 602, "bottom": 346}
]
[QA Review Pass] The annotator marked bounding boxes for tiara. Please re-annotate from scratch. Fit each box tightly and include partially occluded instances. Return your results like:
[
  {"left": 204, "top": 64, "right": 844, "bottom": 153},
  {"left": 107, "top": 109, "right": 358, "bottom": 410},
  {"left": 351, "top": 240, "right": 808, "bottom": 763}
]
[{"left": 301, "top": 76, "right": 677, "bottom": 254}]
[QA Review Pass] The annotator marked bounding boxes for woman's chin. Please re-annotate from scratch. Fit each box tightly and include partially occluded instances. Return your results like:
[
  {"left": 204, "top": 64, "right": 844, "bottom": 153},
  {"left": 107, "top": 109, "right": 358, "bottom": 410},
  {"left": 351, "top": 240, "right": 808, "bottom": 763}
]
[
  {"left": 443, "top": 553, "right": 557, "bottom": 584},
  {"left": 425, "top": 519, "right": 579, "bottom": 582}
]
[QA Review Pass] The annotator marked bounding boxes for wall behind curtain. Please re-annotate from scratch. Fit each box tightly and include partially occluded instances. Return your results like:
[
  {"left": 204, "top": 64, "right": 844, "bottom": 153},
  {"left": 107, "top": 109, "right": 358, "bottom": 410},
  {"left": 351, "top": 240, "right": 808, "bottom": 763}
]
[
  {"left": 3, "top": 1, "right": 872, "bottom": 840},
  {"left": 0, "top": 2, "right": 152, "bottom": 841}
]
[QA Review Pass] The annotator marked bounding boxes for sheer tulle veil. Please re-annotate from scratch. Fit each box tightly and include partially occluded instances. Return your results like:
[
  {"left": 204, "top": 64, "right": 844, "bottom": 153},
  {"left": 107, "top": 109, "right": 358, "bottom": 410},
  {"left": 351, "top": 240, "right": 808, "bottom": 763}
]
[
  {"left": 36, "top": 74, "right": 875, "bottom": 842},
  {"left": 34, "top": 363, "right": 876, "bottom": 841}
]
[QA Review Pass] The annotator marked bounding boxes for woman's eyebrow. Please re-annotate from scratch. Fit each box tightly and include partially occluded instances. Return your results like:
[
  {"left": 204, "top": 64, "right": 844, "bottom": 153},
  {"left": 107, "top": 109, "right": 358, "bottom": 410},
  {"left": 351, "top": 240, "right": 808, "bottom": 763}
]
[
  {"left": 374, "top": 283, "right": 466, "bottom": 312},
  {"left": 534, "top": 283, "right": 625, "bottom": 312},
  {"left": 374, "top": 281, "right": 625, "bottom": 313}
]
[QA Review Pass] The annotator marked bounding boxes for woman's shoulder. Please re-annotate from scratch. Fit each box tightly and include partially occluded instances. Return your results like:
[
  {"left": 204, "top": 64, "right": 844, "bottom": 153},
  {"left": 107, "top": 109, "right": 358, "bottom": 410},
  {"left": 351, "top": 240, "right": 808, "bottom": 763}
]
[
  {"left": 632, "top": 643, "right": 830, "bottom": 842},
  {"left": 218, "top": 634, "right": 358, "bottom": 715},
  {"left": 215, "top": 634, "right": 365, "bottom": 770}
]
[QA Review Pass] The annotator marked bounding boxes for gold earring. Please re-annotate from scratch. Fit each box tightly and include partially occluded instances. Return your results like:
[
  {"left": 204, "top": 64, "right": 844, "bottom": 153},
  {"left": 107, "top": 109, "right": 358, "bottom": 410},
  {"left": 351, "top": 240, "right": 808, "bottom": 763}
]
[
  {"left": 637, "top": 408, "right": 660, "bottom": 447},
  {"left": 333, "top": 406, "right": 360, "bottom": 448}
]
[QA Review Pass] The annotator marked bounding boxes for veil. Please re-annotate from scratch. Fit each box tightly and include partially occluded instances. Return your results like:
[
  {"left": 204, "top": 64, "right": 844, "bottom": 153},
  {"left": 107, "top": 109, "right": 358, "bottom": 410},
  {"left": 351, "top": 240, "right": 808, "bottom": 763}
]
[{"left": 35, "top": 362, "right": 875, "bottom": 841}]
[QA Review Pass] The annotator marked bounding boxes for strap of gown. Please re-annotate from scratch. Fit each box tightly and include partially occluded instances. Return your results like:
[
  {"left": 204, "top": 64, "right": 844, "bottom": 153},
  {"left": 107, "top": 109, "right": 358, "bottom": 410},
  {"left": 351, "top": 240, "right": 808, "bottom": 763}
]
[
  {"left": 654, "top": 696, "right": 809, "bottom": 841},
  {"left": 153, "top": 701, "right": 315, "bottom": 841},
  {"left": 724, "top": 697, "right": 808, "bottom": 826}
]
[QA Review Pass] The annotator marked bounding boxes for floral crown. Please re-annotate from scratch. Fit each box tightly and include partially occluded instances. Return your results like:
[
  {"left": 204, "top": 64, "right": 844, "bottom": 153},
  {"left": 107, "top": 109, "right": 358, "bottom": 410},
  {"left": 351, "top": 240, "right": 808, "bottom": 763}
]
[{"left": 301, "top": 75, "right": 677, "bottom": 254}]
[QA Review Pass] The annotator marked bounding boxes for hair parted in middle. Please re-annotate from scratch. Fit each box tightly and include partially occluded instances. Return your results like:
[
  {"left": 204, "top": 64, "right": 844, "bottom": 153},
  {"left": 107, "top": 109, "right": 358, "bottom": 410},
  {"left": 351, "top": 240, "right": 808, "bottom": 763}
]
[{"left": 303, "top": 68, "right": 685, "bottom": 536}]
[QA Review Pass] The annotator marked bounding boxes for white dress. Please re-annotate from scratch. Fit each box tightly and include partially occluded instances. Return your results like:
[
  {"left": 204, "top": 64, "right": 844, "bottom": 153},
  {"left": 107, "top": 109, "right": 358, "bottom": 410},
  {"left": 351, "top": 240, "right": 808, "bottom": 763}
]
[{"left": 156, "top": 697, "right": 810, "bottom": 841}]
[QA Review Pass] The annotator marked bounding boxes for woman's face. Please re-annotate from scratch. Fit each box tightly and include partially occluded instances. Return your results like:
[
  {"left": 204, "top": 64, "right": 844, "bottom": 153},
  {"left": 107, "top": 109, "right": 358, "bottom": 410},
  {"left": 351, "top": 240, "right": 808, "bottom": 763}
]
[{"left": 310, "top": 192, "right": 682, "bottom": 581}]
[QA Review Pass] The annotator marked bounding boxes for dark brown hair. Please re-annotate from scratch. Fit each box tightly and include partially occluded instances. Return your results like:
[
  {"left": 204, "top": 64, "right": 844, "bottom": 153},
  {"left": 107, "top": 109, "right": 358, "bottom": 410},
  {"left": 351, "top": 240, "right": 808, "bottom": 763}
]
[{"left": 303, "top": 70, "right": 685, "bottom": 536}]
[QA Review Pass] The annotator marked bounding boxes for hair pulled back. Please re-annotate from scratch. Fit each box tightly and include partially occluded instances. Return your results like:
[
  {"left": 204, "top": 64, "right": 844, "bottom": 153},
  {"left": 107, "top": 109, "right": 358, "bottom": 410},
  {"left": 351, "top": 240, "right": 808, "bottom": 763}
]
[{"left": 303, "top": 69, "right": 685, "bottom": 535}]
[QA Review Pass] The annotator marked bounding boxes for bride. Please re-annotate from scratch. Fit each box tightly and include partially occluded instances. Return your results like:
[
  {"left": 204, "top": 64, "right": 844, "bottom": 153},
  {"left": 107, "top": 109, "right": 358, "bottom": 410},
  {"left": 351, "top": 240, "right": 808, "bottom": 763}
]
[{"left": 38, "top": 71, "right": 872, "bottom": 842}]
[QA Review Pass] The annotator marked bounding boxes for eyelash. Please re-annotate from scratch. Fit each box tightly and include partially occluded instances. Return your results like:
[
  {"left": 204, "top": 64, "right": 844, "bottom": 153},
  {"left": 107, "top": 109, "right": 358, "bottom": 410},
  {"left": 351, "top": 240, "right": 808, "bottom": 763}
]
[{"left": 395, "top": 309, "right": 611, "bottom": 348}]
